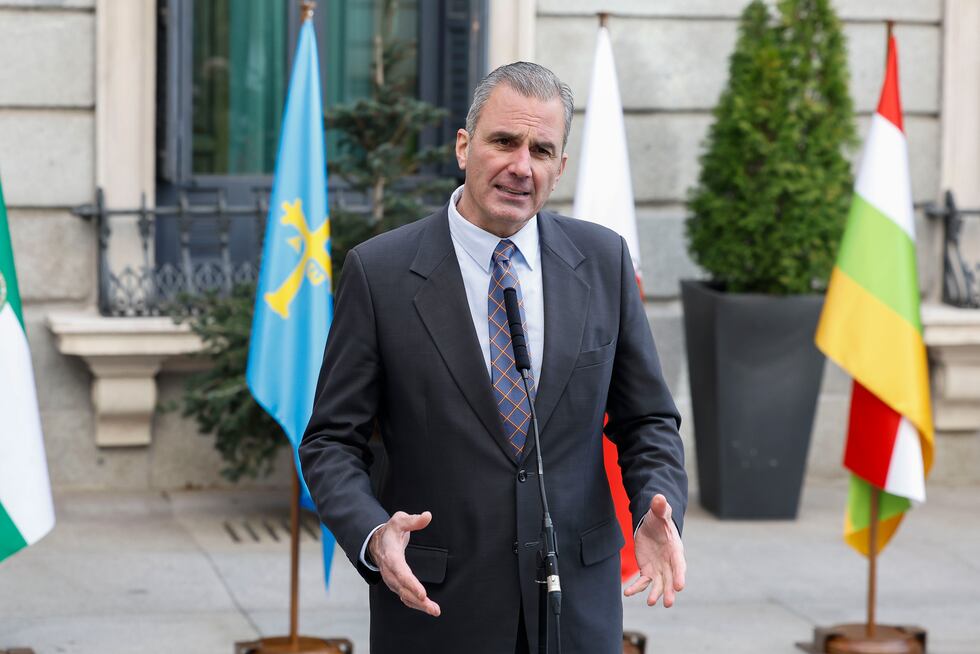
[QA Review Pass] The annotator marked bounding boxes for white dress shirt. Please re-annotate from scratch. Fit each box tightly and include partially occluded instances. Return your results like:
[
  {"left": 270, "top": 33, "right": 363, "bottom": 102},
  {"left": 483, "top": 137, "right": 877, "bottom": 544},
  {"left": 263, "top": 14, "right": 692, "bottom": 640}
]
[
  {"left": 359, "top": 185, "right": 546, "bottom": 569},
  {"left": 445, "top": 185, "right": 544, "bottom": 386}
]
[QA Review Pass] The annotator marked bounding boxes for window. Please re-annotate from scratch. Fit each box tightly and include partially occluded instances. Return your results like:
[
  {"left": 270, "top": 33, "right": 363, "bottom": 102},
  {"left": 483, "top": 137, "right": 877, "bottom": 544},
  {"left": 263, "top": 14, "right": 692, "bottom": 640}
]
[{"left": 155, "top": 0, "right": 485, "bottom": 272}]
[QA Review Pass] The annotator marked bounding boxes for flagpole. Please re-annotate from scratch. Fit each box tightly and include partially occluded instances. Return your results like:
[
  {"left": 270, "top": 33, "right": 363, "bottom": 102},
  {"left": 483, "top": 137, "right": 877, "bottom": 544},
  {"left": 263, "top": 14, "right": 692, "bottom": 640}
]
[
  {"left": 863, "top": 20, "right": 893, "bottom": 643},
  {"left": 866, "top": 486, "right": 879, "bottom": 638},
  {"left": 289, "top": 460, "right": 302, "bottom": 647},
  {"left": 235, "top": 457, "right": 349, "bottom": 654}
]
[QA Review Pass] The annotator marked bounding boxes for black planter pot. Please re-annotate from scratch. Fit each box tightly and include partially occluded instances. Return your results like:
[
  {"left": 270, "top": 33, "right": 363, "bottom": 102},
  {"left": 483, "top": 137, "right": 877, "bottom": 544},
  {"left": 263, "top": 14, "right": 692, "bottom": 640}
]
[{"left": 680, "top": 280, "right": 826, "bottom": 519}]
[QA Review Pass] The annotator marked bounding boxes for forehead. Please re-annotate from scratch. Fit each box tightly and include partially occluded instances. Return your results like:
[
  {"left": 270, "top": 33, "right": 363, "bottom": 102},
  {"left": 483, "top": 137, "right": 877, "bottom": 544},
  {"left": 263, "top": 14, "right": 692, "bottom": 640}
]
[{"left": 477, "top": 84, "right": 565, "bottom": 140}]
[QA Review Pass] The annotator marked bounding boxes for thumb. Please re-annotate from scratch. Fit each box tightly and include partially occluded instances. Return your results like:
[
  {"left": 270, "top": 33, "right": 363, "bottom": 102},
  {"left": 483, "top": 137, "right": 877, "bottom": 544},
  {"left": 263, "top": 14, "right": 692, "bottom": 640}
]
[
  {"left": 406, "top": 510, "right": 432, "bottom": 532},
  {"left": 651, "top": 494, "right": 671, "bottom": 521}
]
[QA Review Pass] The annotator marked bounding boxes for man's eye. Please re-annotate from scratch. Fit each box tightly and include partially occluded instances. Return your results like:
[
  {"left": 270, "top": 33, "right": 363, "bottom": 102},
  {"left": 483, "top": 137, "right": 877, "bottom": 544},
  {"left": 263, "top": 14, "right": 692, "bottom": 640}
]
[{"left": 495, "top": 138, "right": 511, "bottom": 146}]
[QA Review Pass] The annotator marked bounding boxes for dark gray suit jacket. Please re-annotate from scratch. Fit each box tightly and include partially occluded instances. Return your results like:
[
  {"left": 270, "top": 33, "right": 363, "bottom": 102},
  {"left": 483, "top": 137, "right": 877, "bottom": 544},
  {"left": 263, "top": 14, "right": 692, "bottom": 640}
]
[{"left": 300, "top": 207, "right": 687, "bottom": 654}]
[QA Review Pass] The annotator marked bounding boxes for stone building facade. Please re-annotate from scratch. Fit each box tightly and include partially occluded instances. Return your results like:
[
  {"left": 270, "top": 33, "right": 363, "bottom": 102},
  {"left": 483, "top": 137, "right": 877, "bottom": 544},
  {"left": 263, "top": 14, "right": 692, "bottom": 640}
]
[{"left": 1, "top": 0, "right": 977, "bottom": 492}]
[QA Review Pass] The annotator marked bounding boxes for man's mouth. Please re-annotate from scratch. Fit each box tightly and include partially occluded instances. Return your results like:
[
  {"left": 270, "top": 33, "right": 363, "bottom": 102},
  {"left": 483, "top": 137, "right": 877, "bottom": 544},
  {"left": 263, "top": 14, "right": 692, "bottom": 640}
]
[{"left": 495, "top": 184, "right": 530, "bottom": 197}]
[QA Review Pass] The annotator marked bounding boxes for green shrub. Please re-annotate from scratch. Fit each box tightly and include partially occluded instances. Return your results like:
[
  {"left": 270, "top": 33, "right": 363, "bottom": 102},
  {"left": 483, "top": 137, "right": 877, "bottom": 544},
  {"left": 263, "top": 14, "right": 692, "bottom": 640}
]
[
  {"left": 169, "top": 285, "right": 285, "bottom": 482},
  {"left": 686, "top": 0, "right": 857, "bottom": 295}
]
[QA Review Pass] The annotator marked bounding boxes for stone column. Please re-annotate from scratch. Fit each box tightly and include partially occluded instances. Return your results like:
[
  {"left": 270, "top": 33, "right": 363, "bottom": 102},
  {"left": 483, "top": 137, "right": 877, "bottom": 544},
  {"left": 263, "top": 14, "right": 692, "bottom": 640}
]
[
  {"left": 95, "top": 0, "right": 157, "bottom": 277},
  {"left": 487, "top": 0, "right": 536, "bottom": 70}
]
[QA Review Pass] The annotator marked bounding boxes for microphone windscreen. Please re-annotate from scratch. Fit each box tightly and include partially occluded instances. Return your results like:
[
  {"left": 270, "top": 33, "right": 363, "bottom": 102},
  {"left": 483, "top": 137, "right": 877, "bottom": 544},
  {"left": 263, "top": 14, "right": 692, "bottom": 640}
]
[{"left": 502, "top": 288, "right": 532, "bottom": 372}]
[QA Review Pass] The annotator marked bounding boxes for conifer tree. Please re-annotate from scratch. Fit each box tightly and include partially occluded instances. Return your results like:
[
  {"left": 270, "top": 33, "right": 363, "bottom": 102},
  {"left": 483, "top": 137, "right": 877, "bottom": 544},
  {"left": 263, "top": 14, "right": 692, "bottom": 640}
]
[
  {"left": 686, "top": 0, "right": 856, "bottom": 294},
  {"left": 326, "top": 0, "right": 456, "bottom": 282}
]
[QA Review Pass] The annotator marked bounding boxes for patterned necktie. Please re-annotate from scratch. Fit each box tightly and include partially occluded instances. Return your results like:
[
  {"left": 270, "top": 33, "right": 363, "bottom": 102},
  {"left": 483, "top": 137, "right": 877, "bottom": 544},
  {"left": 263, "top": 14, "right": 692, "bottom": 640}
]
[{"left": 488, "top": 239, "right": 535, "bottom": 458}]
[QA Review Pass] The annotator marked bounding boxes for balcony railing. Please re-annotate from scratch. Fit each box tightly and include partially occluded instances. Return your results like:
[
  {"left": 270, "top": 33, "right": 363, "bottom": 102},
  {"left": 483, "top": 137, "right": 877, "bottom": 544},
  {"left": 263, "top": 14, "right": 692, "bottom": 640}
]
[
  {"left": 72, "top": 183, "right": 436, "bottom": 317},
  {"left": 72, "top": 188, "right": 271, "bottom": 316},
  {"left": 924, "top": 191, "right": 980, "bottom": 309}
]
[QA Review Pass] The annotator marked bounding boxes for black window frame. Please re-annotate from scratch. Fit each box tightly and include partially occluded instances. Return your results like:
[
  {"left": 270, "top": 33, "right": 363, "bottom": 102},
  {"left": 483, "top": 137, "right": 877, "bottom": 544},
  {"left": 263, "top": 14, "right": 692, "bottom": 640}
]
[{"left": 156, "top": 0, "right": 486, "bottom": 202}]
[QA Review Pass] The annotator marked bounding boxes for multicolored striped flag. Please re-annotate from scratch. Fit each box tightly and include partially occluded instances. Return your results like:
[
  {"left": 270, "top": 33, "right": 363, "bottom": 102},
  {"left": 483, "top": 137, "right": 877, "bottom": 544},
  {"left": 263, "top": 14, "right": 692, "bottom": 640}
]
[
  {"left": 0, "top": 176, "right": 56, "bottom": 563},
  {"left": 573, "top": 23, "right": 643, "bottom": 581},
  {"left": 815, "top": 35, "right": 933, "bottom": 556}
]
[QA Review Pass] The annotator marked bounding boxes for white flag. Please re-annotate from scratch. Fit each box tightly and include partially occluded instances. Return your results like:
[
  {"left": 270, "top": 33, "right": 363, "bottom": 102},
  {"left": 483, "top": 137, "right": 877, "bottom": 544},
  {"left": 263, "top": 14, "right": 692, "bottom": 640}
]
[{"left": 573, "top": 25, "right": 642, "bottom": 280}]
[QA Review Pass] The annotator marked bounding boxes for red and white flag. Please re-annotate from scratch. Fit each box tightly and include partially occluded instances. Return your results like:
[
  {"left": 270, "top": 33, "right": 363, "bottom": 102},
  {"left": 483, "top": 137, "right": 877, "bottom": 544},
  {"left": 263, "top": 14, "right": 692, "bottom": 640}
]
[{"left": 573, "top": 23, "right": 642, "bottom": 580}]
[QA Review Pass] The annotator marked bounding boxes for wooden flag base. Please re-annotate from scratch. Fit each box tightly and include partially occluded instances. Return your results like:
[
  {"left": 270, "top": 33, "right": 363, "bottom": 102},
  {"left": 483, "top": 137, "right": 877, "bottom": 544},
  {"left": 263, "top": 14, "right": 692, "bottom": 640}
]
[
  {"left": 622, "top": 630, "right": 646, "bottom": 653},
  {"left": 796, "top": 624, "right": 926, "bottom": 654},
  {"left": 234, "top": 636, "right": 353, "bottom": 654}
]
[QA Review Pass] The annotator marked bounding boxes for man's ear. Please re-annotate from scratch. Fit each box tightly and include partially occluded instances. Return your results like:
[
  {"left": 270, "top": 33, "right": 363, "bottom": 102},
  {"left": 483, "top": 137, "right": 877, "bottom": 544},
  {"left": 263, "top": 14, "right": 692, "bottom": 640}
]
[
  {"left": 455, "top": 128, "right": 470, "bottom": 171},
  {"left": 553, "top": 151, "right": 569, "bottom": 191}
]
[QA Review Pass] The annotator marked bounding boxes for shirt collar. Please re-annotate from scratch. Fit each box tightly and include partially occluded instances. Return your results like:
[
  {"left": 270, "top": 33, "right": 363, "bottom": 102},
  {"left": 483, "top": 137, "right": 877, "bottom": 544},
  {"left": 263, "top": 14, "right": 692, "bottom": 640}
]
[{"left": 447, "top": 185, "right": 540, "bottom": 272}]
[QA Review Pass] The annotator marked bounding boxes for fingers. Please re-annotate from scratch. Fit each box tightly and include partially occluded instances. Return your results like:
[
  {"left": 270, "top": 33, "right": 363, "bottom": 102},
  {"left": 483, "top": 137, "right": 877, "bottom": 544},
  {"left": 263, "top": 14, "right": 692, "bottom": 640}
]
[
  {"left": 672, "top": 547, "right": 687, "bottom": 592},
  {"left": 378, "top": 510, "right": 440, "bottom": 617},
  {"left": 623, "top": 574, "right": 651, "bottom": 597},
  {"left": 646, "top": 572, "right": 665, "bottom": 607},
  {"left": 382, "top": 557, "right": 441, "bottom": 617}
]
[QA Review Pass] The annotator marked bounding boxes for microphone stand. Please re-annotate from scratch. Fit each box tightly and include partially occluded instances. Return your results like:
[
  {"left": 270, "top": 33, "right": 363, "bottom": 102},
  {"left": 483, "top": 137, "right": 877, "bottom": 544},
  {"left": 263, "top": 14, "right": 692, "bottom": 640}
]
[
  {"left": 503, "top": 288, "right": 561, "bottom": 654},
  {"left": 521, "top": 369, "right": 562, "bottom": 654}
]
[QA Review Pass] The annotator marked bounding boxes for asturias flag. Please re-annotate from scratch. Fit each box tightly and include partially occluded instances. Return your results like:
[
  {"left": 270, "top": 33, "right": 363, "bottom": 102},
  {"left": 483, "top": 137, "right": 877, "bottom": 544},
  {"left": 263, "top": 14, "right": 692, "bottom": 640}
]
[
  {"left": 246, "top": 18, "right": 335, "bottom": 581},
  {"left": 815, "top": 35, "right": 933, "bottom": 556},
  {"left": 0, "top": 176, "right": 56, "bottom": 563},
  {"left": 573, "top": 23, "right": 643, "bottom": 581}
]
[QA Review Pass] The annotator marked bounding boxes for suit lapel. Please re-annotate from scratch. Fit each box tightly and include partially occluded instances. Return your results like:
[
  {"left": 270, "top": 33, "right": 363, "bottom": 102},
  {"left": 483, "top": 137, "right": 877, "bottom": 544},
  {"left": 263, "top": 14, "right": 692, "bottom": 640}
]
[
  {"left": 411, "top": 209, "right": 517, "bottom": 464},
  {"left": 529, "top": 213, "right": 590, "bottom": 454}
]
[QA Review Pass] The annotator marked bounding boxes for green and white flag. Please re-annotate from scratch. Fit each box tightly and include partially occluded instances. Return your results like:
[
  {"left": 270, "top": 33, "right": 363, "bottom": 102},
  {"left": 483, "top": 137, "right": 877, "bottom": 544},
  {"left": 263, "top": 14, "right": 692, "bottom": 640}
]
[{"left": 0, "top": 176, "right": 55, "bottom": 563}]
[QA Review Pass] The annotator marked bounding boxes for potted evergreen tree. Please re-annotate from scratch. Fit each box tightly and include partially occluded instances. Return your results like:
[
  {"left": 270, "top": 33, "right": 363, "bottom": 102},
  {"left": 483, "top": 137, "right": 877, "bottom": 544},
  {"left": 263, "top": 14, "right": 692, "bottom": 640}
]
[{"left": 683, "top": 0, "right": 856, "bottom": 519}]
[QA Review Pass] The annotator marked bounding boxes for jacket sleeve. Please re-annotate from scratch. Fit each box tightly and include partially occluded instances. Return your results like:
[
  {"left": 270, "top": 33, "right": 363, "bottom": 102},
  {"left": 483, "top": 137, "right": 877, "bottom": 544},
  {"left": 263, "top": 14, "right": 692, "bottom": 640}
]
[
  {"left": 603, "top": 236, "right": 689, "bottom": 535},
  {"left": 299, "top": 248, "right": 389, "bottom": 583}
]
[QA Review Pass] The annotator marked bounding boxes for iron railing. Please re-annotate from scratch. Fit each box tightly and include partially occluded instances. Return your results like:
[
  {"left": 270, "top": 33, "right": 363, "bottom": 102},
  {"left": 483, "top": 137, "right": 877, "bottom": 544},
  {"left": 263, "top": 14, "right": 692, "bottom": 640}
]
[
  {"left": 74, "top": 186, "right": 373, "bottom": 317},
  {"left": 73, "top": 184, "right": 429, "bottom": 317},
  {"left": 923, "top": 191, "right": 980, "bottom": 309},
  {"left": 73, "top": 188, "right": 271, "bottom": 316}
]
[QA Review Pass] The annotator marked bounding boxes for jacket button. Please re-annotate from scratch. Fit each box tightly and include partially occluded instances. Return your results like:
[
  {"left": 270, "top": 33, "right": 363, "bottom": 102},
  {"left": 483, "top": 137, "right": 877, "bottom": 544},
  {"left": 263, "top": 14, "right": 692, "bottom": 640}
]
[
  {"left": 518, "top": 470, "right": 527, "bottom": 483},
  {"left": 512, "top": 541, "right": 519, "bottom": 555}
]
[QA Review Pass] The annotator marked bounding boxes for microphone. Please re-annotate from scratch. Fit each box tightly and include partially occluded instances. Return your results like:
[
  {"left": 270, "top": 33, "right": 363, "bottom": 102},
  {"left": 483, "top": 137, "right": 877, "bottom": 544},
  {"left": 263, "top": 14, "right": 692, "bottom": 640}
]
[
  {"left": 502, "top": 288, "right": 531, "bottom": 372},
  {"left": 502, "top": 287, "right": 562, "bottom": 648}
]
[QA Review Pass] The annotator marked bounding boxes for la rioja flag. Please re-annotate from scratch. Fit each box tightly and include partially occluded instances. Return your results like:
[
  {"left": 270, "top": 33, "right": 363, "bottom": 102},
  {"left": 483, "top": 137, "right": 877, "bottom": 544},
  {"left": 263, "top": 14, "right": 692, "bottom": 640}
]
[{"left": 815, "top": 34, "right": 933, "bottom": 555}]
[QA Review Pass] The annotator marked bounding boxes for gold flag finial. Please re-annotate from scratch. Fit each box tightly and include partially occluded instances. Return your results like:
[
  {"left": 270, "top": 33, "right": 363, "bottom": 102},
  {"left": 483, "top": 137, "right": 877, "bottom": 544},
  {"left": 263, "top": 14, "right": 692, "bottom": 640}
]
[{"left": 302, "top": 1, "right": 315, "bottom": 22}]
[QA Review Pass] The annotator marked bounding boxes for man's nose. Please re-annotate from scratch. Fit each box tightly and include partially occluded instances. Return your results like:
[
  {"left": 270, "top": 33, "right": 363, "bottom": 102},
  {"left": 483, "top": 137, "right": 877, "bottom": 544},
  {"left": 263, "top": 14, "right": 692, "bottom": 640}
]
[{"left": 506, "top": 146, "right": 532, "bottom": 178}]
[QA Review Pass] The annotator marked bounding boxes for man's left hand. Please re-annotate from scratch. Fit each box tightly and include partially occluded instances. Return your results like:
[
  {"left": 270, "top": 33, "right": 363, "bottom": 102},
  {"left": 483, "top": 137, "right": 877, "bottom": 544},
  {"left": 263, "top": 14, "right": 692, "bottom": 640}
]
[{"left": 624, "top": 494, "right": 686, "bottom": 607}]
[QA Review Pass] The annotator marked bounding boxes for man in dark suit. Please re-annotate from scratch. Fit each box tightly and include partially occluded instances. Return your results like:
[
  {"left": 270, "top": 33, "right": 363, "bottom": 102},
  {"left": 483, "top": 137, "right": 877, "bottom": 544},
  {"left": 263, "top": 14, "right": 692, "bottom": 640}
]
[{"left": 300, "top": 62, "right": 687, "bottom": 654}]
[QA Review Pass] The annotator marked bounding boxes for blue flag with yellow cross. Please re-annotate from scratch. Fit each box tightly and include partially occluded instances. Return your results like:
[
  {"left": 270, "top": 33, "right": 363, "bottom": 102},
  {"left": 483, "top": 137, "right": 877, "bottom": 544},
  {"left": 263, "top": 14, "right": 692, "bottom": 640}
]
[{"left": 246, "top": 17, "right": 335, "bottom": 585}]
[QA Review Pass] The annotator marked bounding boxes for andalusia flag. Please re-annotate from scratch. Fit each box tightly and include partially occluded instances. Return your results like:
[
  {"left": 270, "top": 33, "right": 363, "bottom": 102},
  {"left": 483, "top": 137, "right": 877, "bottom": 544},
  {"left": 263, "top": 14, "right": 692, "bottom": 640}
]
[
  {"left": 0, "top": 177, "right": 55, "bottom": 563},
  {"left": 815, "top": 35, "right": 933, "bottom": 556}
]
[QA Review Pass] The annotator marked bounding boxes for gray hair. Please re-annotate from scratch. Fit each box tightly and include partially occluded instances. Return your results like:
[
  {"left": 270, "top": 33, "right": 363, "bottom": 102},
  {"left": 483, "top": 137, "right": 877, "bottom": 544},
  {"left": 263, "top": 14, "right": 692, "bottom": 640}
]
[{"left": 465, "top": 62, "right": 574, "bottom": 150}]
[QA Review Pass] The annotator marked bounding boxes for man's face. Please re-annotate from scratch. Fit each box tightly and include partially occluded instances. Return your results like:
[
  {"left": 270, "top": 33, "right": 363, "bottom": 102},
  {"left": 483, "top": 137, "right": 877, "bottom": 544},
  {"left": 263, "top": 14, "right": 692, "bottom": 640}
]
[{"left": 455, "top": 84, "right": 568, "bottom": 237}]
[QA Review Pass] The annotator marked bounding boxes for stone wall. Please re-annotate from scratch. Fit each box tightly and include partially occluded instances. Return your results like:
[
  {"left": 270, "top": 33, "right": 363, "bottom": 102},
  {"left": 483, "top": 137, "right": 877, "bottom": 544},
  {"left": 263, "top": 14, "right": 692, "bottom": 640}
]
[
  {"left": 1, "top": 1, "right": 99, "bottom": 487},
  {"left": 0, "top": 0, "right": 292, "bottom": 491},
  {"left": 534, "top": 0, "right": 952, "bottom": 483}
]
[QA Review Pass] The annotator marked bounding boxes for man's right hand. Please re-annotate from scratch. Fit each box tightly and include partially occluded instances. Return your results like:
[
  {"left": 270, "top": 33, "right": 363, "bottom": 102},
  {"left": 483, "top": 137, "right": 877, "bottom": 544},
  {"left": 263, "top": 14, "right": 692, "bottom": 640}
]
[{"left": 368, "top": 510, "right": 441, "bottom": 617}]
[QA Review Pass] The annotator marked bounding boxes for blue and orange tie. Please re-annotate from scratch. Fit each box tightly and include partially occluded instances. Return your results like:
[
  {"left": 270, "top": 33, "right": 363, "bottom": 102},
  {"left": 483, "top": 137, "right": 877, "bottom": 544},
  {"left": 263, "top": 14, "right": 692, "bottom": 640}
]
[{"left": 488, "top": 239, "right": 535, "bottom": 458}]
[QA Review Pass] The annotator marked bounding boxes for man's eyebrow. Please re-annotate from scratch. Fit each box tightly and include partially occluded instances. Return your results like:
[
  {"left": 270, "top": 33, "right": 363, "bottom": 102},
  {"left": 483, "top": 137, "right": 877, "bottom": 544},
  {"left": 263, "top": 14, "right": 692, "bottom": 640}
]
[
  {"left": 532, "top": 138, "right": 558, "bottom": 152},
  {"left": 484, "top": 130, "right": 558, "bottom": 151},
  {"left": 484, "top": 130, "right": 519, "bottom": 142}
]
